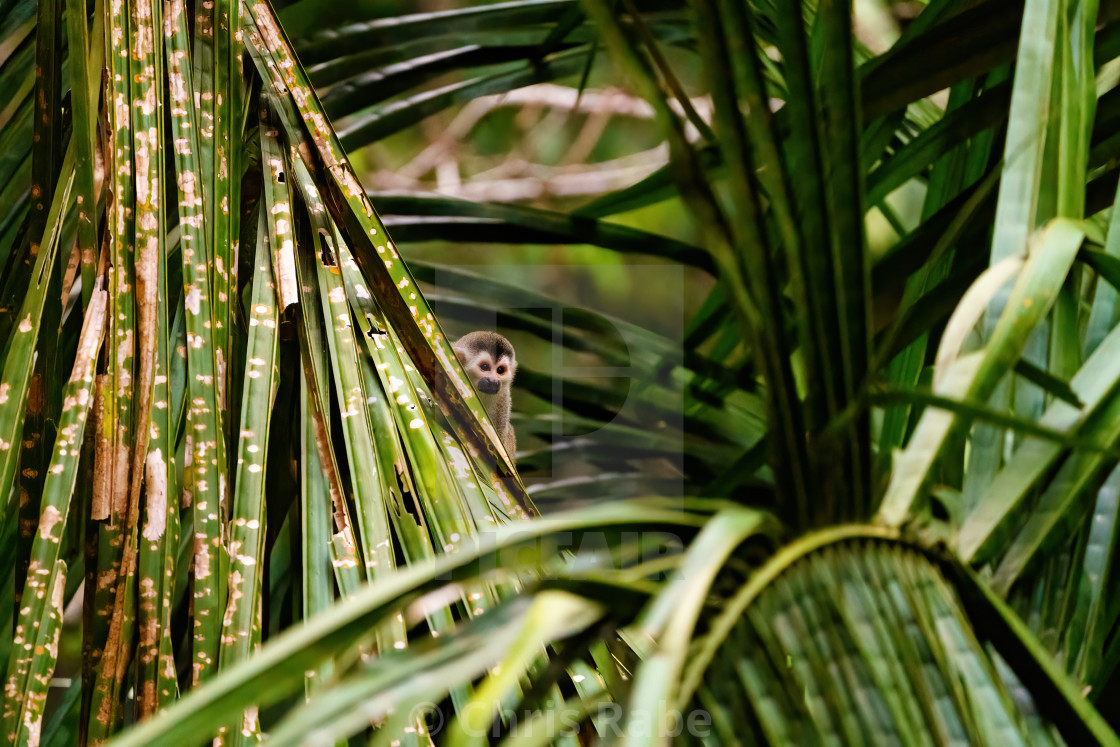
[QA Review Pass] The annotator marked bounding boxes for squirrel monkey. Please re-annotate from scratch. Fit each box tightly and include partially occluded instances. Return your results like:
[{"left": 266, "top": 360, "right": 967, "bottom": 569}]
[{"left": 453, "top": 330, "right": 517, "bottom": 461}]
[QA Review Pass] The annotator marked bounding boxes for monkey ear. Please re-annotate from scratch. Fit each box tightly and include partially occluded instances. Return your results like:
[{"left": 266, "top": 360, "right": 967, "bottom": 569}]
[{"left": 453, "top": 344, "right": 468, "bottom": 366}]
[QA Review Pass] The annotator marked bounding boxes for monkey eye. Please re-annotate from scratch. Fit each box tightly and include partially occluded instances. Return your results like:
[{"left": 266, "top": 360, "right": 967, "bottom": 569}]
[
  {"left": 497, "top": 366, "right": 506, "bottom": 375},
  {"left": 479, "top": 362, "right": 491, "bottom": 371}
]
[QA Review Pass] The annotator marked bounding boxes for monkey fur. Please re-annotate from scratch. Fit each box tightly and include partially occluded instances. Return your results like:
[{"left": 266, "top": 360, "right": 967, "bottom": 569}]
[{"left": 453, "top": 330, "right": 518, "bottom": 461}]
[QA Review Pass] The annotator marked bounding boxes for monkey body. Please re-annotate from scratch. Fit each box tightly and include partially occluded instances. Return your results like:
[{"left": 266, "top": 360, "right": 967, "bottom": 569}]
[
  {"left": 452, "top": 331, "right": 517, "bottom": 461},
  {"left": 478, "top": 388, "right": 515, "bottom": 460}
]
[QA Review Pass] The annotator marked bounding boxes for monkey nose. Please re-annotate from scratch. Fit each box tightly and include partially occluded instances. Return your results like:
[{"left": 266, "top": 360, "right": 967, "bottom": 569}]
[{"left": 477, "top": 378, "right": 500, "bottom": 395}]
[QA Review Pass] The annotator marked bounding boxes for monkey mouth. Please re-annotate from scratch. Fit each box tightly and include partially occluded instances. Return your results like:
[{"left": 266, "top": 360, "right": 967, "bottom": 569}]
[{"left": 477, "top": 378, "right": 500, "bottom": 395}]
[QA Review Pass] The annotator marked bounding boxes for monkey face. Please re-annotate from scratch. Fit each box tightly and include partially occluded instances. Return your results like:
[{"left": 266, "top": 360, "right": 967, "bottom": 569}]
[
  {"left": 464, "top": 351, "right": 514, "bottom": 395},
  {"left": 453, "top": 333, "right": 517, "bottom": 398}
]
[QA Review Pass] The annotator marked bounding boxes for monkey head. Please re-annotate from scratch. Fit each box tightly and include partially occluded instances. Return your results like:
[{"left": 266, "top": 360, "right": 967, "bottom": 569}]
[{"left": 452, "top": 330, "right": 517, "bottom": 397}]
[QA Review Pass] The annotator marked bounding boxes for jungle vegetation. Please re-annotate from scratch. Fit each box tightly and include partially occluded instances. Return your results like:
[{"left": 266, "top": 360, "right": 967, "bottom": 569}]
[{"left": 0, "top": 0, "right": 1118, "bottom": 744}]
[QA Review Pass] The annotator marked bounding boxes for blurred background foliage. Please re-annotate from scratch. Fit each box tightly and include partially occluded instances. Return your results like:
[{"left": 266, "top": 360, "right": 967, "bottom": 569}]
[{"left": 326, "top": 0, "right": 933, "bottom": 507}]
